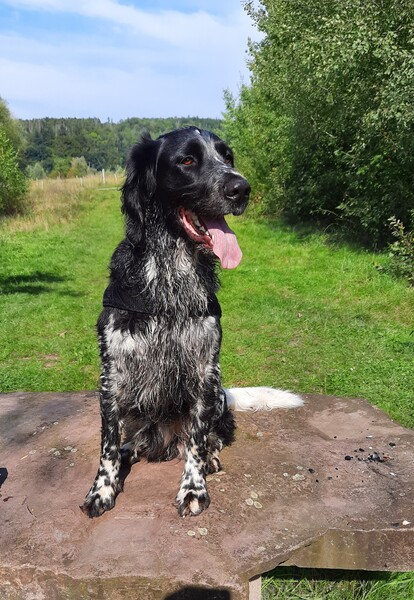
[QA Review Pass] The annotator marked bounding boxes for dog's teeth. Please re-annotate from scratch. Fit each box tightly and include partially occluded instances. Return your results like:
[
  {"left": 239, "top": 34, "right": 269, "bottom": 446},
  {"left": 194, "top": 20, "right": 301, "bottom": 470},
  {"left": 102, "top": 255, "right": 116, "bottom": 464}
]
[
  {"left": 191, "top": 213, "right": 208, "bottom": 235},
  {"left": 192, "top": 214, "right": 201, "bottom": 227}
]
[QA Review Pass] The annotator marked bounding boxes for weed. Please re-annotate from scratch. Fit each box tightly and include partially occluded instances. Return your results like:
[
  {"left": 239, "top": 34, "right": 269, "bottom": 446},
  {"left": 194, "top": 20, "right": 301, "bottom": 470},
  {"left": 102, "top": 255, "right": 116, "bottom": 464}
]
[{"left": 376, "top": 214, "right": 414, "bottom": 286}]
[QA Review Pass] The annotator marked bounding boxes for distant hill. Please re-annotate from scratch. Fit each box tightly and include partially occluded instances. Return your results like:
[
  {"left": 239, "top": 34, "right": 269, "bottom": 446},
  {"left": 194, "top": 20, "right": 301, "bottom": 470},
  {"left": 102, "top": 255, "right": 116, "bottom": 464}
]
[{"left": 19, "top": 117, "right": 222, "bottom": 177}]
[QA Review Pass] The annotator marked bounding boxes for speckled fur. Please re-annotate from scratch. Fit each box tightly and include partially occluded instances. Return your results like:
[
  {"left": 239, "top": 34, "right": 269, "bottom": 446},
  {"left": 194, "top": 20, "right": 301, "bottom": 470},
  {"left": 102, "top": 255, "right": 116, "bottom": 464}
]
[{"left": 81, "top": 127, "right": 249, "bottom": 518}]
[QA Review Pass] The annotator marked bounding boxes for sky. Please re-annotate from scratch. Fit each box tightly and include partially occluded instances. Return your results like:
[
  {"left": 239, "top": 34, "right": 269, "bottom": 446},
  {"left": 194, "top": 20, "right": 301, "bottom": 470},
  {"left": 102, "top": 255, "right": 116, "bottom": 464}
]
[{"left": 0, "top": 0, "right": 259, "bottom": 121}]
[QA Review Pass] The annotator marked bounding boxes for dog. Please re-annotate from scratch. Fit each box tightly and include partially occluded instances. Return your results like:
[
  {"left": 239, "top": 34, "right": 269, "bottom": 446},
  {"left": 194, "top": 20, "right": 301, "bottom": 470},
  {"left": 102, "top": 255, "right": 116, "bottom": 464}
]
[{"left": 81, "top": 126, "right": 302, "bottom": 518}]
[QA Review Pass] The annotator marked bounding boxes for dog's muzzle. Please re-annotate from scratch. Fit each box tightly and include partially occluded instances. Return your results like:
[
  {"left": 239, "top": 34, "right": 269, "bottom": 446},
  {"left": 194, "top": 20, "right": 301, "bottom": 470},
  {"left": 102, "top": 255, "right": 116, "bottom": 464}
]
[{"left": 224, "top": 176, "right": 251, "bottom": 215}]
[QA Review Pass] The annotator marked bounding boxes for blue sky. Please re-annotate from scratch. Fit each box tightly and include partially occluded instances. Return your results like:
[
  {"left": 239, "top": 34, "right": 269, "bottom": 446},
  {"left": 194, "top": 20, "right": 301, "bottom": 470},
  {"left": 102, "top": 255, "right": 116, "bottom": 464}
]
[{"left": 0, "top": 0, "right": 259, "bottom": 121}]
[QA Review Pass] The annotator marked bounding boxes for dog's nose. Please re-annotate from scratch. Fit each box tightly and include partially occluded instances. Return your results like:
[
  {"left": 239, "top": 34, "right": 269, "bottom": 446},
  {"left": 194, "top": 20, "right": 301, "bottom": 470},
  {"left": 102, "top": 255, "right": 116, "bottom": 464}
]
[{"left": 224, "top": 177, "right": 251, "bottom": 204}]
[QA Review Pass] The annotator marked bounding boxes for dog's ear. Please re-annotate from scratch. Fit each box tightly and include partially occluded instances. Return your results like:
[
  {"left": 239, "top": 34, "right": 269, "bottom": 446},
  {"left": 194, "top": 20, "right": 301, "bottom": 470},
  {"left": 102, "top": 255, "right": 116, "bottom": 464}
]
[{"left": 122, "top": 133, "right": 160, "bottom": 243}]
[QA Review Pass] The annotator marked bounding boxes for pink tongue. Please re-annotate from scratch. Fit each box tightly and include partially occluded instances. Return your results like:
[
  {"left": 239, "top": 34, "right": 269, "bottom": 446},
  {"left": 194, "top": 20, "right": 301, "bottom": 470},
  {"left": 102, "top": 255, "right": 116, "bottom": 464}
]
[{"left": 202, "top": 216, "right": 242, "bottom": 269}]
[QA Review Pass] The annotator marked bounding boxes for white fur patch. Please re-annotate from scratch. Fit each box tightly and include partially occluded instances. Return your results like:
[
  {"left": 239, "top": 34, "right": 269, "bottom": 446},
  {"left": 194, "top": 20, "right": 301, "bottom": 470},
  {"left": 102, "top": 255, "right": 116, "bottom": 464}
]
[
  {"left": 145, "top": 255, "right": 157, "bottom": 283},
  {"left": 105, "top": 315, "right": 145, "bottom": 357},
  {"left": 225, "top": 387, "right": 304, "bottom": 411}
]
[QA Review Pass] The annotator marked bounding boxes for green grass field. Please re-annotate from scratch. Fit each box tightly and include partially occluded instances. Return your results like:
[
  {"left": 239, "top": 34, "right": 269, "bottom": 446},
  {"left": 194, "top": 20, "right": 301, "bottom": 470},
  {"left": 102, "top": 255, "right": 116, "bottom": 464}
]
[
  {"left": 1, "top": 185, "right": 413, "bottom": 598},
  {"left": 0, "top": 188, "right": 123, "bottom": 392}
]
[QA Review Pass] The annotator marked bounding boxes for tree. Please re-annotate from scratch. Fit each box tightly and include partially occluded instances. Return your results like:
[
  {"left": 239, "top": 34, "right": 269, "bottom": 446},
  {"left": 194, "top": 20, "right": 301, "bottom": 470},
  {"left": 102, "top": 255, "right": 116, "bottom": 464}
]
[
  {"left": 0, "top": 98, "right": 28, "bottom": 215},
  {"left": 221, "top": 85, "right": 291, "bottom": 215},
  {"left": 19, "top": 116, "right": 223, "bottom": 175},
  {"left": 223, "top": 0, "right": 414, "bottom": 245},
  {"left": 49, "top": 156, "right": 71, "bottom": 178},
  {"left": 0, "top": 127, "right": 28, "bottom": 215},
  {"left": 67, "top": 156, "right": 88, "bottom": 178},
  {"left": 26, "top": 162, "right": 46, "bottom": 180},
  {"left": 22, "top": 122, "right": 54, "bottom": 172},
  {"left": 0, "top": 97, "right": 25, "bottom": 159}
]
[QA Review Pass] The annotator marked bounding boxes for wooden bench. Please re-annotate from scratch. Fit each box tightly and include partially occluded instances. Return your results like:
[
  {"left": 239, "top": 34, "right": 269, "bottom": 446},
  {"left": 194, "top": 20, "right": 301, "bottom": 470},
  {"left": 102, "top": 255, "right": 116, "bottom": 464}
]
[{"left": 1, "top": 391, "right": 413, "bottom": 599}]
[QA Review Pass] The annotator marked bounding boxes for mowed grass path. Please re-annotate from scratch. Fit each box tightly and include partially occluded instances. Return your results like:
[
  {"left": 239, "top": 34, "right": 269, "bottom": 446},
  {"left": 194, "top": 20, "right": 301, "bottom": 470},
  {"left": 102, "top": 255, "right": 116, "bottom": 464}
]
[
  {"left": 1, "top": 188, "right": 413, "bottom": 430},
  {"left": 0, "top": 189, "right": 123, "bottom": 392},
  {"left": 221, "top": 220, "right": 413, "bottom": 428}
]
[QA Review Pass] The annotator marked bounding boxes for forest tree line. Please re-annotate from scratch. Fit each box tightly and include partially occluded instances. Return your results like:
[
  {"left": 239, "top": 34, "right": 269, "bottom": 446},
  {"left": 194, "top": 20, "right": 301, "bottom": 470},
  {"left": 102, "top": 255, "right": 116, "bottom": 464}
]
[
  {"left": 19, "top": 116, "right": 222, "bottom": 178},
  {"left": 0, "top": 95, "right": 222, "bottom": 213}
]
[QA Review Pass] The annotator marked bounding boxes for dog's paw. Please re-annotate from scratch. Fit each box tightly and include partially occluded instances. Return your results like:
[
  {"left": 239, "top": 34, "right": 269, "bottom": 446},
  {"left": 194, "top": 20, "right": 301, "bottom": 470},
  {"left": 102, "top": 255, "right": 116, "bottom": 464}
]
[
  {"left": 80, "top": 481, "right": 120, "bottom": 518},
  {"left": 176, "top": 489, "right": 210, "bottom": 517}
]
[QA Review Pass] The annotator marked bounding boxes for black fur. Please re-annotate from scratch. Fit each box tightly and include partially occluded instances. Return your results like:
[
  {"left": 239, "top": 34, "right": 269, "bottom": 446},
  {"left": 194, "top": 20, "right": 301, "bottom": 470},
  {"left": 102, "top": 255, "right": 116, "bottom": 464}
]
[{"left": 81, "top": 127, "right": 250, "bottom": 518}]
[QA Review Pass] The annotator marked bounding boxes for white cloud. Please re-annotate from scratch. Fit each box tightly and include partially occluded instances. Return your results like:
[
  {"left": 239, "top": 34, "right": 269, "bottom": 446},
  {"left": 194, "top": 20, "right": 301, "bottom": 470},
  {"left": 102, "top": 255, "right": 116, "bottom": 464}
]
[
  {"left": 1, "top": 0, "right": 257, "bottom": 119},
  {"left": 5, "top": 0, "right": 252, "bottom": 47}
]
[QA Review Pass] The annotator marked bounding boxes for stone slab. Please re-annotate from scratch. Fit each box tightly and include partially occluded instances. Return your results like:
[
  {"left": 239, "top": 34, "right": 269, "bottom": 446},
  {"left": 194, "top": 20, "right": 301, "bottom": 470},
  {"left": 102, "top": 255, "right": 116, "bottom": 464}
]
[{"left": 0, "top": 391, "right": 413, "bottom": 599}]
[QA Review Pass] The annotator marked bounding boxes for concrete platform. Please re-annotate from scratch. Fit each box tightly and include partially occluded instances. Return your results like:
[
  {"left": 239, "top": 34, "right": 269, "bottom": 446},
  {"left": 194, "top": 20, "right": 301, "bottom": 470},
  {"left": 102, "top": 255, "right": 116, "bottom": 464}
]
[{"left": 0, "top": 391, "right": 413, "bottom": 599}]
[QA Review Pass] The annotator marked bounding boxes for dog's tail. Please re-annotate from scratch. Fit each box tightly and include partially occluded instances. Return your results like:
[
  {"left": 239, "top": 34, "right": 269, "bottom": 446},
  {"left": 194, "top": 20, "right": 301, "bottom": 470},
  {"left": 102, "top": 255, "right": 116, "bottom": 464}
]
[{"left": 225, "top": 387, "right": 303, "bottom": 411}]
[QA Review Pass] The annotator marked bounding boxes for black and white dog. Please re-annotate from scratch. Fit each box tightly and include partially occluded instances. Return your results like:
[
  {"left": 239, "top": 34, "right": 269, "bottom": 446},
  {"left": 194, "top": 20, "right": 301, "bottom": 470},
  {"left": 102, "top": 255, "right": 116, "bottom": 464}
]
[{"left": 81, "top": 127, "right": 302, "bottom": 519}]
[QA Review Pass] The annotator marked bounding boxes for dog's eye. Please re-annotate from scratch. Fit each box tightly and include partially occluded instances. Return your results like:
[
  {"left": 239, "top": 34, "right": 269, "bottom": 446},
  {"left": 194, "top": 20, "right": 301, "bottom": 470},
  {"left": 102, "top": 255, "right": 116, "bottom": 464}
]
[
  {"left": 225, "top": 155, "right": 233, "bottom": 165},
  {"left": 180, "top": 156, "right": 195, "bottom": 166}
]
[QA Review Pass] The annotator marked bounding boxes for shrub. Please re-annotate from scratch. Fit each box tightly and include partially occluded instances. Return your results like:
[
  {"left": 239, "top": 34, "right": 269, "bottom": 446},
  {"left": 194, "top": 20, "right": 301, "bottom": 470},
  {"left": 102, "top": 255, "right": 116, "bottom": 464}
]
[
  {"left": 26, "top": 161, "right": 46, "bottom": 180},
  {"left": 67, "top": 156, "right": 89, "bottom": 178},
  {"left": 221, "top": 86, "right": 291, "bottom": 216},
  {"left": 223, "top": 0, "right": 414, "bottom": 246},
  {"left": 49, "top": 156, "right": 71, "bottom": 178},
  {"left": 378, "top": 214, "right": 414, "bottom": 285},
  {"left": 0, "top": 127, "right": 28, "bottom": 215}
]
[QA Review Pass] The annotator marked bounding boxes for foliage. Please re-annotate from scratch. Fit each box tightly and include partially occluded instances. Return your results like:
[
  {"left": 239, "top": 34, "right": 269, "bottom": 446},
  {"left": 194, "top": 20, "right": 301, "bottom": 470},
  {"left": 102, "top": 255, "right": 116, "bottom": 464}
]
[
  {"left": 49, "top": 156, "right": 72, "bottom": 178},
  {"left": 222, "top": 0, "right": 414, "bottom": 246},
  {"left": 0, "top": 97, "right": 28, "bottom": 215},
  {"left": 19, "top": 116, "right": 222, "bottom": 177},
  {"left": 26, "top": 161, "right": 46, "bottom": 180},
  {"left": 67, "top": 156, "right": 89, "bottom": 178},
  {"left": 0, "top": 96, "right": 26, "bottom": 160},
  {"left": 0, "top": 127, "right": 28, "bottom": 215},
  {"left": 221, "top": 86, "right": 291, "bottom": 215},
  {"left": 377, "top": 213, "right": 414, "bottom": 285}
]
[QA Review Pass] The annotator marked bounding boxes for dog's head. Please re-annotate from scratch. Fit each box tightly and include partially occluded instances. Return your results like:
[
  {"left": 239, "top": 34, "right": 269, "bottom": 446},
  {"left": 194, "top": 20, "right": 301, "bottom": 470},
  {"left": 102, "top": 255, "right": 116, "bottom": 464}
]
[{"left": 122, "top": 126, "right": 250, "bottom": 268}]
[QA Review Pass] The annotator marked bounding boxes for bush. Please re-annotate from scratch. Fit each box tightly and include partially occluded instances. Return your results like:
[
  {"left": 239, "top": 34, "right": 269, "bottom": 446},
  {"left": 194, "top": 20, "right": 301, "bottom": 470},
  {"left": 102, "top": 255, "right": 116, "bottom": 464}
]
[
  {"left": 67, "top": 156, "right": 89, "bottom": 178},
  {"left": 223, "top": 0, "right": 414, "bottom": 246},
  {"left": 378, "top": 214, "right": 414, "bottom": 285},
  {"left": 0, "top": 97, "right": 25, "bottom": 160},
  {"left": 26, "top": 161, "right": 46, "bottom": 180},
  {"left": 49, "top": 156, "right": 71, "bottom": 178},
  {"left": 221, "top": 86, "right": 291, "bottom": 216},
  {"left": 0, "top": 127, "right": 28, "bottom": 215}
]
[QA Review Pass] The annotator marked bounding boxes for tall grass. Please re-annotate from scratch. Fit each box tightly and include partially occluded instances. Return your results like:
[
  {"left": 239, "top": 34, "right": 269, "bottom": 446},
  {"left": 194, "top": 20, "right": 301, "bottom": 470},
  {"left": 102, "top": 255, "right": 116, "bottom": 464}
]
[{"left": 2, "top": 173, "right": 122, "bottom": 233}]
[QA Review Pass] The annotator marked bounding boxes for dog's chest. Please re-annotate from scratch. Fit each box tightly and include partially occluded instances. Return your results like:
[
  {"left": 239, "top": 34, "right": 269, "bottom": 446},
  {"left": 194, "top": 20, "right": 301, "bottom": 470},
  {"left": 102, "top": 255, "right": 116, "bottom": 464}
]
[
  {"left": 104, "top": 313, "right": 221, "bottom": 416},
  {"left": 144, "top": 243, "right": 215, "bottom": 316}
]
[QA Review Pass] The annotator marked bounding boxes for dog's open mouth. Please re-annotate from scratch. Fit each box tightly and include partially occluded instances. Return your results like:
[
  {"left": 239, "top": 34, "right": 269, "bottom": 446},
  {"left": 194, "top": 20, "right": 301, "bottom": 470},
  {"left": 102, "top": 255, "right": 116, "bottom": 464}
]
[{"left": 179, "top": 208, "right": 243, "bottom": 269}]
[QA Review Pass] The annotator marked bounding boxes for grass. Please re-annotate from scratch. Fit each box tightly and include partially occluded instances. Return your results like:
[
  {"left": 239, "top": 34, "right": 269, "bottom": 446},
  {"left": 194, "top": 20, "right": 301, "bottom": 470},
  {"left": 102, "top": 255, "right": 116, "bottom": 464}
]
[
  {"left": 1, "top": 183, "right": 413, "bottom": 597},
  {"left": 220, "top": 219, "right": 413, "bottom": 428},
  {"left": 1, "top": 173, "right": 121, "bottom": 233},
  {"left": 0, "top": 180, "right": 123, "bottom": 392},
  {"left": 262, "top": 568, "right": 414, "bottom": 599}
]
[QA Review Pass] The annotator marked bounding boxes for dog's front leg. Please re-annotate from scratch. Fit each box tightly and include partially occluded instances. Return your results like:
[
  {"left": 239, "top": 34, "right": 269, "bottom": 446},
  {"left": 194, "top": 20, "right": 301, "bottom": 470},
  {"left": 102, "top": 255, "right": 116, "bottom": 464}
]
[
  {"left": 81, "top": 382, "right": 122, "bottom": 518},
  {"left": 176, "top": 419, "right": 211, "bottom": 517}
]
